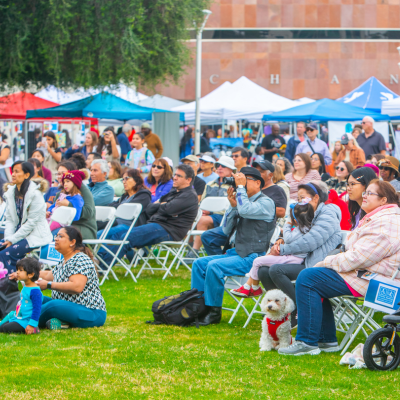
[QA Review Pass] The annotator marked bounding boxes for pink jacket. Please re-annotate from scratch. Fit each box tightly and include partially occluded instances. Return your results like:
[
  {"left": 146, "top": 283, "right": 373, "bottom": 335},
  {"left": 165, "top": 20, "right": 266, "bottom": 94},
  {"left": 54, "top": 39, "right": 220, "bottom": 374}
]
[{"left": 322, "top": 206, "right": 400, "bottom": 296}]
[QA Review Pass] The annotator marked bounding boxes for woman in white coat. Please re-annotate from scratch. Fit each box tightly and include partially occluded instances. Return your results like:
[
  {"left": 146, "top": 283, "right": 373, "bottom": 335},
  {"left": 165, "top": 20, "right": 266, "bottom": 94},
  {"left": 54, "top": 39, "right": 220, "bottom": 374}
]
[{"left": 0, "top": 161, "right": 52, "bottom": 274}]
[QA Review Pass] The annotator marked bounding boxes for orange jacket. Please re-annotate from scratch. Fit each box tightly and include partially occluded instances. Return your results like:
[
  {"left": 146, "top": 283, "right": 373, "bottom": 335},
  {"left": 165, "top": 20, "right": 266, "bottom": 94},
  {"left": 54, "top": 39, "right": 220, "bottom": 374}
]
[{"left": 334, "top": 147, "right": 365, "bottom": 168}]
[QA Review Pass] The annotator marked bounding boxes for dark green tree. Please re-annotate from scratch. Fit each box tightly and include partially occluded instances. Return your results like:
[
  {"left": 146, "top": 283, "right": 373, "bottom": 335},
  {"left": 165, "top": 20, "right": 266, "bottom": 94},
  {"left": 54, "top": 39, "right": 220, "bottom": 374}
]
[{"left": 0, "top": 0, "right": 209, "bottom": 90}]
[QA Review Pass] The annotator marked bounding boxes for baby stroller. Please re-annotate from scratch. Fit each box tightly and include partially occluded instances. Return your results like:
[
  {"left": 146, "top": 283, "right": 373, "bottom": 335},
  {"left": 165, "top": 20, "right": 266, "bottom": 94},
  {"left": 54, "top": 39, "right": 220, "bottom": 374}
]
[{"left": 363, "top": 304, "right": 400, "bottom": 371}]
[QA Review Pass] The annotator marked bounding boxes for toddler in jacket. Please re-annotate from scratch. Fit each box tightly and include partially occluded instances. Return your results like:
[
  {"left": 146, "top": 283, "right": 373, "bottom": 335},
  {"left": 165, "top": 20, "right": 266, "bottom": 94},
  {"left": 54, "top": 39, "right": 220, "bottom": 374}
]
[
  {"left": 0, "top": 258, "right": 42, "bottom": 334},
  {"left": 46, "top": 170, "right": 85, "bottom": 231},
  {"left": 231, "top": 199, "right": 314, "bottom": 298}
]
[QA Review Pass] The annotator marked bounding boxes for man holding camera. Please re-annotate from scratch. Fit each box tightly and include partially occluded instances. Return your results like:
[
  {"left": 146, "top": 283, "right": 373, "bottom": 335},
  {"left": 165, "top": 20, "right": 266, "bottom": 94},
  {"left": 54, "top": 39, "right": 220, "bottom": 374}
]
[{"left": 191, "top": 167, "right": 276, "bottom": 326}]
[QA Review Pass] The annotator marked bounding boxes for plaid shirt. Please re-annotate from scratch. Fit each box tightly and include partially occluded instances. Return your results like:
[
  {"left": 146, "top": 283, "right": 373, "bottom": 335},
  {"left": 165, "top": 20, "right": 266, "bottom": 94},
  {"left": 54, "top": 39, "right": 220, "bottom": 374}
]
[{"left": 322, "top": 207, "right": 400, "bottom": 296}]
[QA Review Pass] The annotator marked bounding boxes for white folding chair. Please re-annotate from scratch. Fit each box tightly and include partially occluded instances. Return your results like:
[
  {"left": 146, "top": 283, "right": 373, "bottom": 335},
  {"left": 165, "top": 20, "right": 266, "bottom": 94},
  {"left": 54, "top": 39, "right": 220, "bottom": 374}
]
[
  {"left": 83, "top": 203, "right": 142, "bottom": 285},
  {"left": 135, "top": 209, "right": 203, "bottom": 280},
  {"left": 49, "top": 206, "right": 77, "bottom": 226}
]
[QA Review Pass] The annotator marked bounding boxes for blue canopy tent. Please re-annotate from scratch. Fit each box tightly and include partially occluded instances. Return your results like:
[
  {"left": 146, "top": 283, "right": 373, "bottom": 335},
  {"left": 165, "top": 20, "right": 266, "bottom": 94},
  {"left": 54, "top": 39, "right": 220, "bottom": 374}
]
[
  {"left": 336, "top": 77, "right": 399, "bottom": 113},
  {"left": 262, "top": 98, "right": 390, "bottom": 122},
  {"left": 26, "top": 91, "right": 184, "bottom": 121}
]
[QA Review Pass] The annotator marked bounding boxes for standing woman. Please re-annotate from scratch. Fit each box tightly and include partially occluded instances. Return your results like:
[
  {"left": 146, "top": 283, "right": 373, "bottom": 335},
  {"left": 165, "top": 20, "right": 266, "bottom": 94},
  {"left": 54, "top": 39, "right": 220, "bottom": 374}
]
[
  {"left": 0, "top": 132, "right": 11, "bottom": 182},
  {"left": 36, "top": 131, "right": 62, "bottom": 181},
  {"left": 31, "top": 149, "right": 52, "bottom": 186},
  {"left": 325, "top": 161, "right": 353, "bottom": 195},
  {"left": 180, "top": 127, "right": 194, "bottom": 159},
  {"left": 97, "top": 127, "right": 121, "bottom": 163},
  {"left": 144, "top": 158, "right": 173, "bottom": 203},
  {"left": 125, "top": 132, "right": 155, "bottom": 174},
  {"left": 0, "top": 161, "right": 52, "bottom": 274},
  {"left": 65, "top": 130, "right": 98, "bottom": 159},
  {"left": 285, "top": 153, "right": 321, "bottom": 200},
  {"left": 311, "top": 153, "right": 330, "bottom": 182}
]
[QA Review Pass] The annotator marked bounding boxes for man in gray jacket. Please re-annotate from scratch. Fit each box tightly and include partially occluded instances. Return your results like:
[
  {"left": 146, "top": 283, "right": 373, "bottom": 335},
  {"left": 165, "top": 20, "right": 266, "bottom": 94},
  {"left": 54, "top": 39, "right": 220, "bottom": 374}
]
[{"left": 191, "top": 167, "right": 276, "bottom": 326}]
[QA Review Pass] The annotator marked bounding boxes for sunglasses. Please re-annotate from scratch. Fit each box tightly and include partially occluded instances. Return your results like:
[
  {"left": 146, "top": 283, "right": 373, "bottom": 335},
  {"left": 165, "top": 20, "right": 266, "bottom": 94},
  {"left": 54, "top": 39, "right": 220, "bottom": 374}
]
[
  {"left": 122, "top": 176, "right": 133, "bottom": 182},
  {"left": 335, "top": 166, "right": 345, "bottom": 171},
  {"left": 152, "top": 165, "right": 164, "bottom": 170},
  {"left": 378, "top": 166, "right": 393, "bottom": 171},
  {"left": 231, "top": 154, "right": 241, "bottom": 158}
]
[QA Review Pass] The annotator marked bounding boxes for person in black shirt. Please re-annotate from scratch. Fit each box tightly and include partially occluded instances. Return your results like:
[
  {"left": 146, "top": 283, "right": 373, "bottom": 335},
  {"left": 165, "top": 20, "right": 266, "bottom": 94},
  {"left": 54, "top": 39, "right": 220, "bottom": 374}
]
[
  {"left": 261, "top": 124, "right": 286, "bottom": 162},
  {"left": 181, "top": 155, "right": 206, "bottom": 201},
  {"left": 252, "top": 160, "right": 287, "bottom": 219},
  {"left": 357, "top": 116, "right": 386, "bottom": 158}
]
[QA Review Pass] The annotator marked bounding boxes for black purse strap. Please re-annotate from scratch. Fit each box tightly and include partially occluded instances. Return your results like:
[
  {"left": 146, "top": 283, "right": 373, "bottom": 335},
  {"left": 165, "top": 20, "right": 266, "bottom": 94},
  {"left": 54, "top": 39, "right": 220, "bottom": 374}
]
[{"left": 307, "top": 139, "right": 316, "bottom": 154}]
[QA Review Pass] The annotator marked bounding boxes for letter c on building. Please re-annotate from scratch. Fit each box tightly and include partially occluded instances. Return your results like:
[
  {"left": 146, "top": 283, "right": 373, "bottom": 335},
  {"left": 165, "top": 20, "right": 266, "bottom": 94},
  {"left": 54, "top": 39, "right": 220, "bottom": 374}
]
[{"left": 210, "top": 74, "right": 219, "bottom": 84}]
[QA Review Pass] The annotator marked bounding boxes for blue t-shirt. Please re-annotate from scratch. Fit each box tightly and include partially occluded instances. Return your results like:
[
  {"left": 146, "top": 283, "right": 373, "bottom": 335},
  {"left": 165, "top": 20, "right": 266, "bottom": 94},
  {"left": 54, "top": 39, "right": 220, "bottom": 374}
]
[
  {"left": 45, "top": 187, "right": 60, "bottom": 204},
  {"left": 10, "top": 286, "right": 42, "bottom": 328},
  {"left": 117, "top": 133, "right": 132, "bottom": 161},
  {"left": 198, "top": 172, "right": 219, "bottom": 184}
]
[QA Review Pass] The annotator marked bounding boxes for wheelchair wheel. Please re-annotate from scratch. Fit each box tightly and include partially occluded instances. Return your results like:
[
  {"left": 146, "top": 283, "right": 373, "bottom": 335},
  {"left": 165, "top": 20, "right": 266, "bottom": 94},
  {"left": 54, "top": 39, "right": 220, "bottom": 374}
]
[{"left": 363, "top": 328, "right": 400, "bottom": 371}]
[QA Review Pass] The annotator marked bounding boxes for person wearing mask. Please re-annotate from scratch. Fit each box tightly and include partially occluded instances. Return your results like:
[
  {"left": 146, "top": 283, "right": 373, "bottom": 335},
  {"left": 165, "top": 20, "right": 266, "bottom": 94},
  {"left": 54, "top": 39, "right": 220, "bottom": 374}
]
[
  {"left": 144, "top": 158, "right": 173, "bottom": 203},
  {"left": 97, "top": 127, "right": 121, "bottom": 163},
  {"left": 65, "top": 130, "right": 98, "bottom": 159},
  {"left": 88, "top": 159, "right": 115, "bottom": 206},
  {"left": 325, "top": 161, "right": 353, "bottom": 195},
  {"left": 357, "top": 117, "right": 386, "bottom": 159},
  {"left": 252, "top": 160, "right": 287, "bottom": 220},
  {"left": 36, "top": 131, "right": 62, "bottom": 181},
  {"left": 310, "top": 153, "right": 330, "bottom": 182},
  {"left": 181, "top": 155, "right": 206, "bottom": 201},
  {"left": 296, "top": 123, "right": 332, "bottom": 166},
  {"left": 117, "top": 124, "right": 133, "bottom": 162},
  {"left": 107, "top": 161, "right": 125, "bottom": 197},
  {"left": 86, "top": 152, "right": 102, "bottom": 170},
  {"left": 334, "top": 133, "right": 365, "bottom": 168},
  {"left": 378, "top": 156, "right": 400, "bottom": 191},
  {"left": 0, "top": 162, "right": 52, "bottom": 273},
  {"left": 231, "top": 147, "right": 249, "bottom": 172},
  {"left": 285, "top": 153, "right": 321, "bottom": 200},
  {"left": 141, "top": 123, "right": 163, "bottom": 158},
  {"left": 285, "top": 122, "right": 306, "bottom": 164},
  {"left": 197, "top": 155, "right": 218, "bottom": 184},
  {"left": 180, "top": 127, "right": 194, "bottom": 159},
  {"left": 191, "top": 167, "right": 276, "bottom": 326},
  {"left": 188, "top": 156, "right": 236, "bottom": 259},
  {"left": 261, "top": 124, "right": 286, "bottom": 162}
]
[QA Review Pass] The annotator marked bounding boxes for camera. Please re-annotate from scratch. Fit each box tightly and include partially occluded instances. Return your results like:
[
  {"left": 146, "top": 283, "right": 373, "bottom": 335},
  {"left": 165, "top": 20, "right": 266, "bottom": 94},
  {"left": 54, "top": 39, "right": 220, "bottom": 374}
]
[{"left": 223, "top": 177, "right": 236, "bottom": 188}]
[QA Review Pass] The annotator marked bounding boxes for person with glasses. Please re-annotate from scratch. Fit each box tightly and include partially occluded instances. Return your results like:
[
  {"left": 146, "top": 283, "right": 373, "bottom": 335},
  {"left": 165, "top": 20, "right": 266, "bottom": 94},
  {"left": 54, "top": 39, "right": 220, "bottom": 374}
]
[
  {"left": 325, "top": 161, "right": 354, "bottom": 195},
  {"left": 96, "top": 164, "right": 198, "bottom": 269},
  {"left": 346, "top": 167, "right": 377, "bottom": 230},
  {"left": 144, "top": 158, "right": 173, "bottom": 203},
  {"left": 279, "top": 180, "right": 400, "bottom": 357},
  {"left": 357, "top": 117, "right": 386, "bottom": 159},
  {"left": 231, "top": 147, "right": 249, "bottom": 172},
  {"left": 334, "top": 132, "right": 365, "bottom": 168},
  {"left": 378, "top": 156, "right": 400, "bottom": 191},
  {"left": 197, "top": 155, "right": 218, "bottom": 183}
]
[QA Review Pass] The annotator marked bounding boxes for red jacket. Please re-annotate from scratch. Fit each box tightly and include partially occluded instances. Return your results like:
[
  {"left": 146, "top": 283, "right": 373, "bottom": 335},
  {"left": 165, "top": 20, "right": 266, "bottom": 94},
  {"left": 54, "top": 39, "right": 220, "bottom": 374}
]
[{"left": 326, "top": 189, "right": 351, "bottom": 231}]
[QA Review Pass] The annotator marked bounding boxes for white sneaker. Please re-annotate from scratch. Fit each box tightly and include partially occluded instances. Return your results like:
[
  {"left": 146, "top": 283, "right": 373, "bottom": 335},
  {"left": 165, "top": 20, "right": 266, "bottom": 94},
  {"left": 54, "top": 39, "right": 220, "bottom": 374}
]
[{"left": 278, "top": 341, "right": 321, "bottom": 356}]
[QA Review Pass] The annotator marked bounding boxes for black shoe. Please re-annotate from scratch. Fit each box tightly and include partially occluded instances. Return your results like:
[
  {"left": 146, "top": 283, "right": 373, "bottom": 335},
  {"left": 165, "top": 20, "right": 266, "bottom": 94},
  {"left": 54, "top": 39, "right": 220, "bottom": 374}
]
[
  {"left": 291, "top": 310, "right": 298, "bottom": 330},
  {"left": 191, "top": 306, "right": 222, "bottom": 326}
]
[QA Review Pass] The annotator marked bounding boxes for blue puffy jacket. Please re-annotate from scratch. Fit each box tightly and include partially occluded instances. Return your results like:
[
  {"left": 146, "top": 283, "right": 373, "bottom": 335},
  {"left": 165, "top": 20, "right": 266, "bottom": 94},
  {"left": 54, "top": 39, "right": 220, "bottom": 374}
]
[
  {"left": 144, "top": 177, "right": 173, "bottom": 203},
  {"left": 280, "top": 203, "right": 342, "bottom": 268},
  {"left": 284, "top": 136, "right": 301, "bottom": 164}
]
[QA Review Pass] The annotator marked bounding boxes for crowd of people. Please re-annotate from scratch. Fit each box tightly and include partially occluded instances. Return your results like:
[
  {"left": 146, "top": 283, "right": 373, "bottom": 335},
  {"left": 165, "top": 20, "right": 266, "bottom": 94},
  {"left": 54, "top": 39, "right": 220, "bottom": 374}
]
[{"left": 0, "top": 117, "right": 400, "bottom": 359}]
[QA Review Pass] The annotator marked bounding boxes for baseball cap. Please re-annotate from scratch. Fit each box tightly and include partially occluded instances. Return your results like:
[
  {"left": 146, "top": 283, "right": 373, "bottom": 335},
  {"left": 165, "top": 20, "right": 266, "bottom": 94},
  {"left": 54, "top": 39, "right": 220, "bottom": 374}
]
[
  {"left": 199, "top": 155, "right": 216, "bottom": 163},
  {"left": 215, "top": 156, "right": 236, "bottom": 171},
  {"left": 240, "top": 166, "right": 265, "bottom": 188},
  {"left": 141, "top": 122, "right": 151, "bottom": 129},
  {"left": 162, "top": 157, "right": 173, "bottom": 168},
  {"left": 306, "top": 123, "right": 318, "bottom": 131},
  {"left": 181, "top": 155, "right": 199, "bottom": 164},
  {"left": 341, "top": 133, "right": 355, "bottom": 145},
  {"left": 252, "top": 160, "right": 275, "bottom": 173}
]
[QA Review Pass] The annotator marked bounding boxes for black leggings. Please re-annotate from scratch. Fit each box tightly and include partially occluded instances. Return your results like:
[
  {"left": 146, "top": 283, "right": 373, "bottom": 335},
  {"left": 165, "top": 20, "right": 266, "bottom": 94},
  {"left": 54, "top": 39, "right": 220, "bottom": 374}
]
[
  {"left": 258, "top": 264, "right": 305, "bottom": 307},
  {"left": 0, "top": 322, "right": 26, "bottom": 333}
]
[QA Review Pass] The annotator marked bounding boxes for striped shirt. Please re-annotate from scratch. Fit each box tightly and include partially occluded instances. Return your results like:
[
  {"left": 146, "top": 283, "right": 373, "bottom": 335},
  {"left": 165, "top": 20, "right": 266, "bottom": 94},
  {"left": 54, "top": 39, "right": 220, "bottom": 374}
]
[{"left": 285, "top": 170, "right": 321, "bottom": 200}]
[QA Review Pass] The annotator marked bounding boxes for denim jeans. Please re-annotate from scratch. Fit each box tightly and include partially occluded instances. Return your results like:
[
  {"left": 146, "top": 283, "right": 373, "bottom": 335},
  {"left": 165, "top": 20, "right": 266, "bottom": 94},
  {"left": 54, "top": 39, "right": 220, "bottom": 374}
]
[
  {"left": 201, "top": 226, "right": 227, "bottom": 256},
  {"left": 191, "top": 248, "right": 265, "bottom": 307},
  {"left": 39, "top": 296, "right": 107, "bottom": 328},
  {"left": 295, "top": 267, "right": 352, "bottom": 347},
  {"left": 97, "top": 223, "right": 173, "bottom": 267}
]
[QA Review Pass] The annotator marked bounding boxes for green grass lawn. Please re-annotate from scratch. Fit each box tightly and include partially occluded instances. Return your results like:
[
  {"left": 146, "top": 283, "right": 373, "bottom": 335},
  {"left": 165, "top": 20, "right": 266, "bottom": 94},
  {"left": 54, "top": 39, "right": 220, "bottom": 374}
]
[{"left": 1, "top": 266, "right": 399, "bottom": 399}]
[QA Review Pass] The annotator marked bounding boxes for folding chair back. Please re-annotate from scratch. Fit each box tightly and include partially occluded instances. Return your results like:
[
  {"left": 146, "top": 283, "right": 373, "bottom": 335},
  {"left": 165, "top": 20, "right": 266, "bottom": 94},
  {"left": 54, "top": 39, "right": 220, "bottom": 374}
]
[
  {"left": 115, "top": 203, "right": 142, "bottom": 221},
  {"left": 95, "top": 206, "right": 116, "bottom": 240},
  {"left": 50, "top": 206, "right": 76, "bottom": 226},
  {"left": 200, "top": 197, "right": 230, "bottom": 213}
]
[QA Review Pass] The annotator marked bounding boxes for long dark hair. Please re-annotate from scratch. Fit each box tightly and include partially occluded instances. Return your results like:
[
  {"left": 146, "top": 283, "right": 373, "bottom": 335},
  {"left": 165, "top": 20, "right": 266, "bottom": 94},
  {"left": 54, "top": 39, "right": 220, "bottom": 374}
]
[
  {"left": 97, "top": 127, "right": 117, "bottom": 156},
  {"left": 62, "top": 226, "right": 94, "bottom": 261},
  {"left": 348, "top": 167, "right": 377, "bottom": 229},
  {"left": 44, "top": 131, "right": 58, "bottom": 149},
  {"left": 124, "top": 168, "right": 147, "bottom": 193},
  {"left": 312, "top": 153, "right": 326, "bottom": 176},
  {"left": 12, "top": 161, "right": 34, "bottom": 199},
  {"left": 180, "top": 128, "right": 193, "bottom": 147},
  {"left": 27, "top": 157, "right": 44, "bottom": 178},
  {"left": 291, "top": 203, "right": 315, "bottom": 234}
]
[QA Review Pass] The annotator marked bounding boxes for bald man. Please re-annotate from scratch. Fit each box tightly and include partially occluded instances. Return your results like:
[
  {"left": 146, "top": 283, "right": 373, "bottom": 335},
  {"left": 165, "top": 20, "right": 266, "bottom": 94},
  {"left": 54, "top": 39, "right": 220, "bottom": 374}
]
[
  {"left": 357, "top": 116, "right": 386, "bottom": 159},
  {"left": 261, "top": 124, "right": 286, "bottom": 162}
]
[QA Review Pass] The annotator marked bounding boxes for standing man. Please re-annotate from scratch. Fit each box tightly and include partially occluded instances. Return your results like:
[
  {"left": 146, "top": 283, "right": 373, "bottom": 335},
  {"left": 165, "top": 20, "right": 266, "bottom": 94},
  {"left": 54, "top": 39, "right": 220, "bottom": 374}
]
[
  {"left": 357, "top": 116, "right": 386, "bottom": 159},
  {"left": 285, "top": 122, "right": 306, "bottom": 164},
  {"left": 117, "top": 123, "right": 133, "bottom": 162},
  {"left": 261, "top": 124, "right": 286, "bottom": 162},
  {"left": 141, "top": 123, "right": 163, "bottom": 158},
  {"left": 296, "top": 123, "right": 332, "bottom": 166},
  {"left": 231, "top": 147, "right": 249, "bottom": 171},
  {"left": 181, "top": 154, "right": 206, "bottom": 201}
]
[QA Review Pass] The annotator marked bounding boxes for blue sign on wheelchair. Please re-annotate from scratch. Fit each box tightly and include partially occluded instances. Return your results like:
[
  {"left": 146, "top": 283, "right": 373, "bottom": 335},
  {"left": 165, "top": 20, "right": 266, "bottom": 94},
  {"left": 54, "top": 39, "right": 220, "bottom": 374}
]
[
  {"left": 375, "top": 284, "right": 397, "bottom": 308},
  {"left": 364, "top": 277, "right": 400, "bottom": 313},
  {"left": 39, "top": 242, "right": 63, "bottom": 265}
]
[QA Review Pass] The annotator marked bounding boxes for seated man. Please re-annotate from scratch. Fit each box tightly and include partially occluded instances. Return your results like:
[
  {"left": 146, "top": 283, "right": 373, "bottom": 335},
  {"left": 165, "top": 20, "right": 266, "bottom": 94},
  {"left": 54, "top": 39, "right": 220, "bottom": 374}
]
[
  {"left": 181, "top": 155, "right": 206, "bottom": 201},
  {"left": 88, "top": 159, "right": 115, "bottom": 206},
  {"left": 191, "top": 167, "right": 276, "bottom": 326},
  {"left": 96, "top": 164, "right": 198, "bottom": 266}
]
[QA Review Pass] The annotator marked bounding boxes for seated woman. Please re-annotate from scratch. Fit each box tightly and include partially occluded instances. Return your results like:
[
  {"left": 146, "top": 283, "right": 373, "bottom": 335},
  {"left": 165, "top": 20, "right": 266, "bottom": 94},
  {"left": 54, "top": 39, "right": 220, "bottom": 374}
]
[
  {"left": 275, "top": 157, "right": 292, "bottom": 175},
  {"left": 144, "top": 158, "right": 173, "bottom": 202},
  {"left": 31, "top": 226, "right": 107, "bottom": 330},
  {"left": 107, "top": 161, "right": 125, "bottom": 197},
  {"left": 285, "top": 153, "right": 321, "bottom": 200},
  {"left": 258, "top": 181, "right": 342, "bottom": 328},
  {"left": 27, "top": 157, "right": 45, "bottom": 181},
  {"left": 0, "top": 161, "right": 52, "bottom": 274},
  {"left": 311, "top": 153, "right": 330, "bottom": 182},
  {"left": 36, "top": 131, "right": 62, "bottom": 181},
  {"left": 31, "top": 149, "right": 52, "bottom": 186},
  {"left": 325, "top": 161, "right": 353, "bottom": 195},
  {"left": 279, "top": 180, "right": 400, "bottom": 356},
  {"left": 378, "top": 156, "right": 400, "bottom": 191},
  {"left": 65, "top": 130, "right": 98, "bottom": 159}
]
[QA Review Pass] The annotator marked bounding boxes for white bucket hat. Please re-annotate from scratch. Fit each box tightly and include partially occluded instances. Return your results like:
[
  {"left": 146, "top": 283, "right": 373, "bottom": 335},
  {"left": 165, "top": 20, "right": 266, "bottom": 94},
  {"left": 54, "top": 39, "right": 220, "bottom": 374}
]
[{"left": 215, "top": 156, "right": 236, "bottom": 172}]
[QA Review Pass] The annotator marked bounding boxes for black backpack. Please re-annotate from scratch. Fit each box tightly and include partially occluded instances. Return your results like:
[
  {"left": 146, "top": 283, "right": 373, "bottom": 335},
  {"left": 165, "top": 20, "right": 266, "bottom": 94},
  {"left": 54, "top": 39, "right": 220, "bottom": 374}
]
[{"left": 148, "top": 289, "right": 206, "bottom": 328}]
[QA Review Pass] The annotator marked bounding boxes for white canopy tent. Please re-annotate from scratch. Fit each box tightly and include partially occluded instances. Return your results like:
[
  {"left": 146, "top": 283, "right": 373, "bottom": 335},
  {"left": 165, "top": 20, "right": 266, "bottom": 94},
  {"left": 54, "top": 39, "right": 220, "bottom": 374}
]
[
  {"left": 382, "top": 97, "right": 400, "bottom": 117},
  {"left": 294, "top": 97, "right": 315, "bottom": 105},
  {"left": 136, "top": 94, "right": 186, "bottom": 110}
]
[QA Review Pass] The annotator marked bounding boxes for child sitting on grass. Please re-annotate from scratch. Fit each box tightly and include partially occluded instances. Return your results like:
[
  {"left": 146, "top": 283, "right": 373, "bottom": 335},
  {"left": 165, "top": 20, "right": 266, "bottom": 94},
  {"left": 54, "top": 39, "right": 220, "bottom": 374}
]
[
  {"left": 0, "top": 258, "right": 42, "bottom": 334},
  {"left": 46, "top": 170, "right": 85, "bottom": 232},
  {"left": 231, "top": 199, "right": 314, "bottom": 298}
]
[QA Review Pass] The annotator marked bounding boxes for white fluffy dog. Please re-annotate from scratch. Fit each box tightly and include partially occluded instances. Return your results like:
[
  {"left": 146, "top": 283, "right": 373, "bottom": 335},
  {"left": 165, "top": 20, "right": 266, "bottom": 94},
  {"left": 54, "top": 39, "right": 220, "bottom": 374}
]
[{"left": 259, "top": 289, "right": 295, "bottom": 352}]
